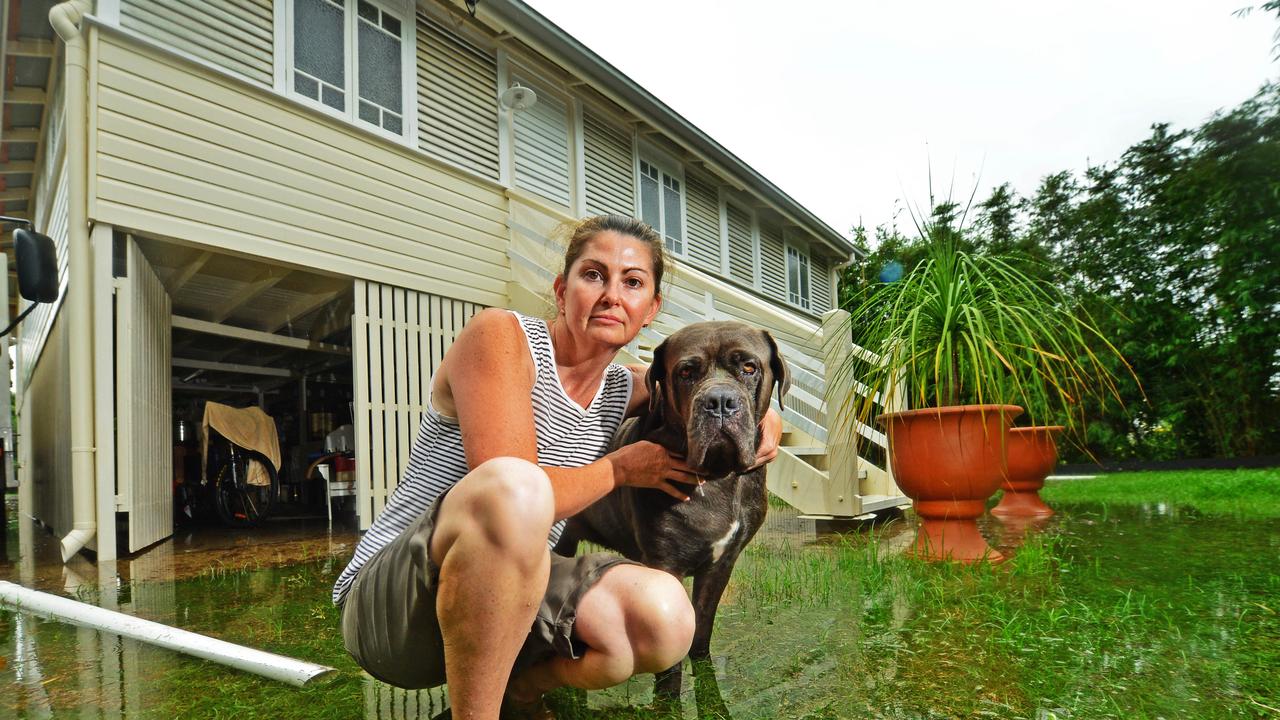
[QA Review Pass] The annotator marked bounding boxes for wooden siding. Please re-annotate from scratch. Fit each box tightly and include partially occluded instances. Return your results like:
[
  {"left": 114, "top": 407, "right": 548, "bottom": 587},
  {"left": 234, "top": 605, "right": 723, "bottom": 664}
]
[
  {"left": 726, "top": 202, "right": 754, "bottom": 286},
  {"left": 92, "top": 30, "right": 510, "bottom": 307},
  {"left": 759, "top": 221, "right": 786, "bottom": 301},
  {"left": 811, "top": 253, "right": 832, "bottom": 312},
  {"left": 684, "top": 169, "right": 721, "bottom": 272},
  {"left": 416, "top": 12, "right": 501, "bottom": 181},
  {"left": 582, "top": 109, "right": 633, "bottom": 217},
  {"left": 120, "top": 0, "right": 273, "bottom": 87},
  {"left": 511, "top": 76, "right": 571, "bottom": 208},
  {"left": 353, "top": 280, "right": 482, "bottom": 530},
  {"left": 28, "top": 311, "right": 72, "bottom": 539}
]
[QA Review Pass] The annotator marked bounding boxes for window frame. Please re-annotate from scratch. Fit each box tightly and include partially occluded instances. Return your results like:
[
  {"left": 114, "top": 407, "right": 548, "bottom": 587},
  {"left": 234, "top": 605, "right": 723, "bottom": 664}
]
[
  {"left": 635, "top": 149, "right": 687, "bottom": 258},
  {"left": 785, "top": 239, "right": 812, "bottom": 311},
  {"left": 277, "top": 0, "right": 417, "bottom": 145}
]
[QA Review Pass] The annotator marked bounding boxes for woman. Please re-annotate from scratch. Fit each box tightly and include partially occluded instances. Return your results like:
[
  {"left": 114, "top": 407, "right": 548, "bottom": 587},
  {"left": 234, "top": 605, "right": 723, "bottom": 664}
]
[{"left": 334, "top": 215, "right": 782, "bottom": 718}]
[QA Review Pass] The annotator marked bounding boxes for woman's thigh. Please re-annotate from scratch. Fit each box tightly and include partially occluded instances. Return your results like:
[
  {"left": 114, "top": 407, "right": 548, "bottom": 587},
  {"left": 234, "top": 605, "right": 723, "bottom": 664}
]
[{"left": 341, "top": 502, "right": 449, "bottom": 689}]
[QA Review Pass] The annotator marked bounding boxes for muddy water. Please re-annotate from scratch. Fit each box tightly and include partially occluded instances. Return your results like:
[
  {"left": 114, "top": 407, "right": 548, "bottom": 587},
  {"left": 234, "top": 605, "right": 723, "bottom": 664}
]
[{"left": 2, "top": 498, "right": 1278, "bottom": 719}]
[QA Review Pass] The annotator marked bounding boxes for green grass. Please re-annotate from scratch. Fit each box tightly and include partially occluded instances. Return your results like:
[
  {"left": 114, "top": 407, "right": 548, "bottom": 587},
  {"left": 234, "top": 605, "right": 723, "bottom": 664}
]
[{"left": 1040, "top": 467, "right": 1280, "bottom": 518}]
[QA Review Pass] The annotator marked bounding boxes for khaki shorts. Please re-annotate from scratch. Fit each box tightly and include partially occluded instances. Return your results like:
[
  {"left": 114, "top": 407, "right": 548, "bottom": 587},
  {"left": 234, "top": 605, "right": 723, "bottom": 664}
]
[{"left": 339, "top": 490, "right": 636, "bottom": 689}]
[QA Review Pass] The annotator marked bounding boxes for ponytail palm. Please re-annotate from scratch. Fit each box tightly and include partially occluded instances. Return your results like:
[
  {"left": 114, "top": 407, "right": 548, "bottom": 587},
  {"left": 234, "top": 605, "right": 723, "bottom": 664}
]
[{"left": 834, "top": 225, "right": 1135, "bottom": 449}]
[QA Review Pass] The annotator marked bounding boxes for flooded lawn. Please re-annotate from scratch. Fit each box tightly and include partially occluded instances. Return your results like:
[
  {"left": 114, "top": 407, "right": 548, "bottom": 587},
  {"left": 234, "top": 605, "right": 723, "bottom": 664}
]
[{"left": 3, "top": 471, "right": 1279, "bottom": 719}]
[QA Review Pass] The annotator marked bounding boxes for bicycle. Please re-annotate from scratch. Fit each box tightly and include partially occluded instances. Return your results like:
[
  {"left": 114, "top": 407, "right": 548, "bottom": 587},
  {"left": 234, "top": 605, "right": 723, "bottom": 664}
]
[{"left": 204, "top": 431, "right": 279, "bottom": 527}]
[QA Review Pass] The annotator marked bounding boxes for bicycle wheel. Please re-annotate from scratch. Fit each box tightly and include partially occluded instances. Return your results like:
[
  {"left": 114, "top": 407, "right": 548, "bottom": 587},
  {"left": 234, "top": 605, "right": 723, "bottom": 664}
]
[{"left": 213, "top": 449, "right": 278, "bottom": 527}]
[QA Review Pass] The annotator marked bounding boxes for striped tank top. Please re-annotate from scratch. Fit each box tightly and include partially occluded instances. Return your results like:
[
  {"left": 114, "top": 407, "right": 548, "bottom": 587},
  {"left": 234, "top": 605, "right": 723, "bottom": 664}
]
[{"left": 332, "top": 311, "right": 633, "bottom": 604}]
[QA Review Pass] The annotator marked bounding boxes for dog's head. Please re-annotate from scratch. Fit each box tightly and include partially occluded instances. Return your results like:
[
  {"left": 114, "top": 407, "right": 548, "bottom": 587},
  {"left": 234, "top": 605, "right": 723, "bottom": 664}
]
[{"left": 645, "top": 321, "right": 790, "bottom": 477}]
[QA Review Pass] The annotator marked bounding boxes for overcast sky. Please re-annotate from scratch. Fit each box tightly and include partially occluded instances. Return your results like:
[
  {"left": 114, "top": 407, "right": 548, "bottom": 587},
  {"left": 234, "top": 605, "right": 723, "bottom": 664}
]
[{"left": 524, "top": 1, "right": 1279, "bottom": 240}]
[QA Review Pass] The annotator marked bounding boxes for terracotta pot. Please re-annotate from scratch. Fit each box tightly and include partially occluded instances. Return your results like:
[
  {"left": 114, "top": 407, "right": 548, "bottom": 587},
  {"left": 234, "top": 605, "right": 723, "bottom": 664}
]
[
  {"left": 991, "top": 426, "right": 1063, "bottom": 518},
  {"left": 878, "top": 404, "right": 1022, "bottom": 563}
]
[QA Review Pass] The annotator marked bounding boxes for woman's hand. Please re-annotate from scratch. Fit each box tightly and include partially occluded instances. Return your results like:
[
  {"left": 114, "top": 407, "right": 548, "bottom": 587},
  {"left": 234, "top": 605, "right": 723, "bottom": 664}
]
[
  {"left": 606, "top": 440, "right": 705, "bottom": 501},
  {"left": 747, "top": 407, "right": 784, "bottom": 472}
]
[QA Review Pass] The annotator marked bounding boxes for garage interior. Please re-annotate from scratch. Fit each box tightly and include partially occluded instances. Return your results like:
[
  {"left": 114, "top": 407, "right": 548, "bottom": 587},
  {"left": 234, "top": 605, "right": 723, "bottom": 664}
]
[{"left": 131, "top": 234, "right": 358, "bottom": 543}]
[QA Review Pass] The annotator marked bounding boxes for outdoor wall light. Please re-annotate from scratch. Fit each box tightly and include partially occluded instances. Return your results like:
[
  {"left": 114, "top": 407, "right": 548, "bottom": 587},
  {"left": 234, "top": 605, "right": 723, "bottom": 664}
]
[{"left": 499, "top": 83, "right": 537, "bottom": 112}]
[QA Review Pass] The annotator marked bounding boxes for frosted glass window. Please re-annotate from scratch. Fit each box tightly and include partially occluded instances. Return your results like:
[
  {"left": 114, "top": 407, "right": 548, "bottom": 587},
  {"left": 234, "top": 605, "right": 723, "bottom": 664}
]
[
  {"left": 662, "top": 175, "right": 683, "bottom": 255},
  {"left": 639, "top": 159, "right": 685, "bottom": 256},
  {"left": 357, "top": 0, "right": 403, "bottom": 133},
  {"left": 289, "top": 0, "right": 407, "bottom": 135},
  {"left": 787, "top": 245, "right": 811, "bottom": 310},
  {"left": 294, "top": 0, "right": 345, "bottom": 110},
  {"left": 640, "top": 161, "right": 661, "bottom": 230}
]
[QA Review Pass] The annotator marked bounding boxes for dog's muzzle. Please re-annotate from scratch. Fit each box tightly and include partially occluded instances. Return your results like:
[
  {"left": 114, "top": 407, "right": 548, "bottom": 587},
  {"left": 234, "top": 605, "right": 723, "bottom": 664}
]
[{"left": 687, "top": 382, "right": 756, "bottom": 476}]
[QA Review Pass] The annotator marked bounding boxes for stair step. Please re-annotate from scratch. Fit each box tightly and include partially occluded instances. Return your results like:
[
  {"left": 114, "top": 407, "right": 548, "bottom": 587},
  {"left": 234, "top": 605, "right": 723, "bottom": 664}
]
[
  {"left": 785, "top": 446, "right": 825, "bottom": 456},
  {"left": 859, "top": 494, "right": 910, "bottom": 512}
]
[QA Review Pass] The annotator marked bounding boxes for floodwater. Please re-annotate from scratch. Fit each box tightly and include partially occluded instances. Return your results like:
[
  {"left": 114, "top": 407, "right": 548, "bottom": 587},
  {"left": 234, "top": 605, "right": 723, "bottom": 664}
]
[{"left": 2, "top": 494, "right": 1278, "bottom": 719}]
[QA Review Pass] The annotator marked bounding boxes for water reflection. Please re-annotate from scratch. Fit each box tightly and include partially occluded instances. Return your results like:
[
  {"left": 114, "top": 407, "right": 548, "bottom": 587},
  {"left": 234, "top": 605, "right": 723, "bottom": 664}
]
[
  {"left": 362, "top": 677, "right": 448, "bottom": 719},
  {"left": 3, "top": 493, "right": 1279, "bottom": 718},
  {"left": 989, "top": 514, "right": 1056, "bottom": 553}
]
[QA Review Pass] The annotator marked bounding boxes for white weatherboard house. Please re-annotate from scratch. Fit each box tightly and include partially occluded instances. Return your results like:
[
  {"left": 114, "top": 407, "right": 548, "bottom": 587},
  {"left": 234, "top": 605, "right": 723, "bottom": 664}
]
[{"left": 6, "top": 0, "right": 906, "bottom": 564}]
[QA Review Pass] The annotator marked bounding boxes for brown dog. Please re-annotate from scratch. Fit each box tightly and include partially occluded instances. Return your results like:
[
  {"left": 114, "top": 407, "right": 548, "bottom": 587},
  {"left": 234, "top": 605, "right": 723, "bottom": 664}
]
[{"left": 556, "top": 320, "right": 789, "bottom": 698}]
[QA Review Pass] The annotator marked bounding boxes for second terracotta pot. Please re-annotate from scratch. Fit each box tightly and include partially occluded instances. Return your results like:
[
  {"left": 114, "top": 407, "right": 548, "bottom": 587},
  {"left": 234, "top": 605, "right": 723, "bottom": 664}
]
[
  {"left": 991, "top": 426, "right": 1063, "bottom": 518},
  {"left": 879, "top": 404, "right": 1022, "bottom": 563}
]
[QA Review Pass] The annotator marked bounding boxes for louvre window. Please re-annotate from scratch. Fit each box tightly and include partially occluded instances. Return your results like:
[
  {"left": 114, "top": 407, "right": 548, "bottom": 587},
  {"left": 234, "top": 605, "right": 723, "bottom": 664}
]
[
  {"left": 639, "top": 159, "right": 684, "bottom": 256},
  {"left": 512, "top": 77, "right": 571, "bottom": 206},
  {"left": 288, "top": 0, "right": 408, "bottom": 137}
]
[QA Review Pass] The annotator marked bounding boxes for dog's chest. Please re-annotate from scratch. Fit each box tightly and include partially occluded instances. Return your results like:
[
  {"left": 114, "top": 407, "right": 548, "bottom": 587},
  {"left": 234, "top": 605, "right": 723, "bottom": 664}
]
[{"left": 637, "top": 479, "right": 761, "bottom": 572}]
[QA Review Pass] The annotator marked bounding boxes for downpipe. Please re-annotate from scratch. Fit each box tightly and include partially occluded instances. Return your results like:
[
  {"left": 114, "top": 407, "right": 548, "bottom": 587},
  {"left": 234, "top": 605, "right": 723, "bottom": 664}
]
[
  {"left": 0, "top": 581, "right": 337, "bottom": 686},
  {"left": 50, "top": 0, "right": 95, "bottom": 562}
]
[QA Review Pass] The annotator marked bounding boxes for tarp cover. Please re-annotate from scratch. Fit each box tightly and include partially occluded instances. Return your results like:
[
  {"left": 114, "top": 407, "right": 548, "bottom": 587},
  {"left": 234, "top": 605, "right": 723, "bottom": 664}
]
[{"left": 201, "top": 402, "right": 281, "bottom": 487}]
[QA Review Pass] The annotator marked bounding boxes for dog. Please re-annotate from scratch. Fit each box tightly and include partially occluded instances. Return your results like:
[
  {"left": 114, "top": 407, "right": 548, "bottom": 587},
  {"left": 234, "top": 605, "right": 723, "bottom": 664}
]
[{"left": 555, "top": 320, "right": 789, "bottom": 698}]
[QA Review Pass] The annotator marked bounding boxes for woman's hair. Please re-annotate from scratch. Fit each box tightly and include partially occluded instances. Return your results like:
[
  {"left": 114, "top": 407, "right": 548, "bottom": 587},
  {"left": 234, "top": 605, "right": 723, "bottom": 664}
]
[{"left": 560, "top": 215, "right": 668, "bottom": 297}]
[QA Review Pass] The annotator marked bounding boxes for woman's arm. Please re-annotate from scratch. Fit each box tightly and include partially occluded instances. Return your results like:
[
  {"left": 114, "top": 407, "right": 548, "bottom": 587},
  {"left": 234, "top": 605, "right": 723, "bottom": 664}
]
[
  {"left": 623, "top": 363, "right": 649, "bottom": 417},
  {"left": 444, "top": 311, "right": 697, "bottom": 520},
  {"left": 751, "top": 407, "right": 783, "bottom": 470}
]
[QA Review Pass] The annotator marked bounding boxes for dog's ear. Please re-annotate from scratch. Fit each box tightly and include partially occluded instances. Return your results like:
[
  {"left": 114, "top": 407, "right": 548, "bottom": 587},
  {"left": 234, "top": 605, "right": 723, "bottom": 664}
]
[
  {"left": 643, "top": 337, "right": 670, "bottom": 429},
  {"left": 762, "top": 330, "right": 790, "bottom": 412}
]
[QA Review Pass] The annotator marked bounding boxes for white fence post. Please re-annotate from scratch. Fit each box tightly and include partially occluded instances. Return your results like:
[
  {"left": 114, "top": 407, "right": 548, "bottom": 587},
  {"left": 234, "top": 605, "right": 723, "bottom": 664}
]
[{"left": 820, "top": 308, "right": 859, "bottom": 504}]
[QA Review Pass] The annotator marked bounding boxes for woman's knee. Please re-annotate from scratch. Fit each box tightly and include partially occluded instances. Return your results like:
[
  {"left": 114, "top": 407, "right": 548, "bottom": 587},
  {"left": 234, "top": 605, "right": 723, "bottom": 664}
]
[
  {"left": 435, "top": 457, "right": 554, "bottom": 562},
  {"left": 624, "top": 571, "right": 696, "bottom": 674}
]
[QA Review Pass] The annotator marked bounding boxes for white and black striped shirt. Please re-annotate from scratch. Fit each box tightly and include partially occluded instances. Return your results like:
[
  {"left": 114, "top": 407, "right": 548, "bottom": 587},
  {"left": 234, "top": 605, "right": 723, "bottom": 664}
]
[{"left": 333, "top": 311, "right": 633, "bottom": 604}]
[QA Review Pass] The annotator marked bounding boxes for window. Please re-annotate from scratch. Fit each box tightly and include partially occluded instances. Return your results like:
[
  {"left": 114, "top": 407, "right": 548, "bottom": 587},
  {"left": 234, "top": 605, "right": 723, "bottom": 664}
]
[
  {"left": 786, "top": 244, "right": 811, "bottom": 310},
  {"left": 287, "top": 0, "right": 408, "bottom": 137},
  {"left": 639, "top": 159, "right": 685, "bottom": 255}
]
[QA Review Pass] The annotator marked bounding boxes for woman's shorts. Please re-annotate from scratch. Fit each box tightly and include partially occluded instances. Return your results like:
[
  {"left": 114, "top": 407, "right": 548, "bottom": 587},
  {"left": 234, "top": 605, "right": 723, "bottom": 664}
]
[{"left": 339, "top": 490, "right": 637, "bottom": 689}]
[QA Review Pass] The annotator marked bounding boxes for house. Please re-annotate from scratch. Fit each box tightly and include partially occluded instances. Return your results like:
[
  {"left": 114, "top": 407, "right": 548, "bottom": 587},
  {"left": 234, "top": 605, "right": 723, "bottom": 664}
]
[{"left": 4, "top": 0, "right": 905, "bottom": 563}]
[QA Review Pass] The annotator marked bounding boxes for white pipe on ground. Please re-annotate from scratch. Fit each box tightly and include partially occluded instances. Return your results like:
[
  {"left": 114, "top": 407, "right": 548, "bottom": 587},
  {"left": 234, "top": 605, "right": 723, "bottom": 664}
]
[
  {"left": 49, "top": 0, "right": 96, "bottom": 562},
  {"left": 0, "top": 581, "right": 337, "bottom": 686}
]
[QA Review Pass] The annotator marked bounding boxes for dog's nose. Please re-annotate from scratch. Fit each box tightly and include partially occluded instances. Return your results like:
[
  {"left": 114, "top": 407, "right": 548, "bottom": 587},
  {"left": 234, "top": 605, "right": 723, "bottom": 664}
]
[{"left": 701, "top": 388, "right": 742, "bottom": 419}]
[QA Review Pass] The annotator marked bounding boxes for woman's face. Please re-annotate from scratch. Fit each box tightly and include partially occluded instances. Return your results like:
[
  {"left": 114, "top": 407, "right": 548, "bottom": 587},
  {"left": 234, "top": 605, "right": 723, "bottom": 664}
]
[{"left": 554, "top": 230, "right": 662, "bottom": 350}]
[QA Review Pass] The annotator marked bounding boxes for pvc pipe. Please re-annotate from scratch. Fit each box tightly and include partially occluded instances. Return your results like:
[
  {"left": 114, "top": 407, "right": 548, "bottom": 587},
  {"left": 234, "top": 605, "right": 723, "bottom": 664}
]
[
  {"left": 49, "top": 0, "right": 96, "bottom": 562},
  {"left": 0, "top": 581, "right": 337, "bottom": 686}
]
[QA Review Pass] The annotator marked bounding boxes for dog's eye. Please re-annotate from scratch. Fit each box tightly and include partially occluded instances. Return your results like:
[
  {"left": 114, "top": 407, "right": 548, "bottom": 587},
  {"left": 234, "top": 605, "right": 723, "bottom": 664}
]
[
  {"left": 741, "top": 362, "right": 757, "bottom": 375},
  {"left": 678, "top": 366, "right": 695, "bottom": 380}
]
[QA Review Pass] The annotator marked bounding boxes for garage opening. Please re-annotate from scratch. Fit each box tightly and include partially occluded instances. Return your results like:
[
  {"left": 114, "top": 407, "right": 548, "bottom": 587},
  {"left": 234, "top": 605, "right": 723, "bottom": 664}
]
[{"left": 123, "top": 234, "right": 357, "bottom": 553}]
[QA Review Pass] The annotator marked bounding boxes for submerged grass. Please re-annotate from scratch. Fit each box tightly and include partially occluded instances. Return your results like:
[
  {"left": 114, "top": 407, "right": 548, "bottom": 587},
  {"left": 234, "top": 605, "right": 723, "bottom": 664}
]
[
  {"left": 4, "top": 469, "right": 1279, "bottom": 718},
  {"left": 1041, "top": 467, "right": 1280, "bottom": 518}
]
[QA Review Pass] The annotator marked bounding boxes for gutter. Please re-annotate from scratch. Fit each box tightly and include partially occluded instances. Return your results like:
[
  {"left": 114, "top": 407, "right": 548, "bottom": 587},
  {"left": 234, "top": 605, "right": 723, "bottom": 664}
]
[
  {"left": 49, "top": 0, "right": 95, "bottom": 562},
  {"left": 481, "top": 1, "right": 862, "bottom": 259}
]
